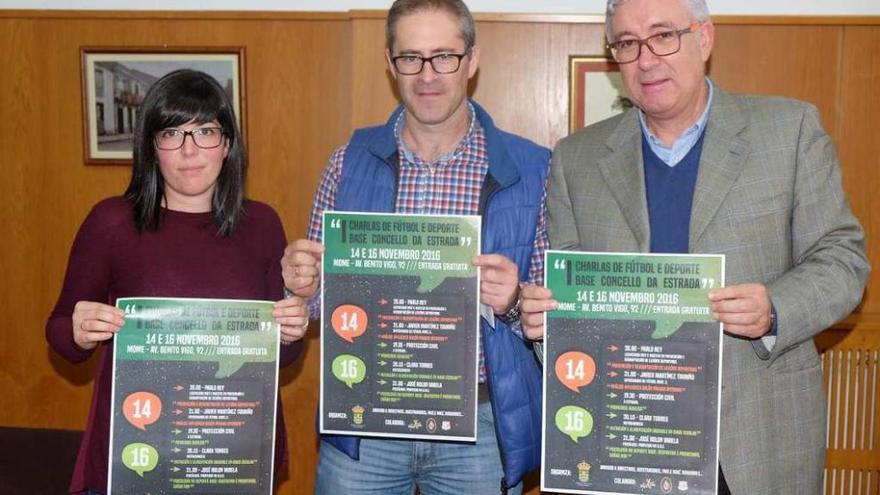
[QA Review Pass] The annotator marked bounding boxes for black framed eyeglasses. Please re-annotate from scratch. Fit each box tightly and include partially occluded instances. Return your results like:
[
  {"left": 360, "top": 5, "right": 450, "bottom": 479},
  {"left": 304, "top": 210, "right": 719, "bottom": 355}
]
[
  {"left": 607, "top": 23, "right": 701, "bottom": 64},
  {"left": 391, "top": 52, "right": 468, "bottom": 75},
  {"left": 154, "top": 127, "right": 225, "bottom": 150}
]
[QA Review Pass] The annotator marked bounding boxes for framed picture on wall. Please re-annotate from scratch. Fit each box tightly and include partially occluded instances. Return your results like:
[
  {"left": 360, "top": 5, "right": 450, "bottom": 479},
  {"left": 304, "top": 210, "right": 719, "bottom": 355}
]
[
  {"left": 569, "top": 56, "right": 631, "bottom": 133},
  {"left": 80, "top": 47, "right": 246, "bottom": 165}
]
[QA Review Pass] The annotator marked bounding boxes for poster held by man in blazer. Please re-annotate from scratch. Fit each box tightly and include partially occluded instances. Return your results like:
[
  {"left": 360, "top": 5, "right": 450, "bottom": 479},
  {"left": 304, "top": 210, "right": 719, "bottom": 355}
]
[{"left": 521, "top": 0, "right": 871, "bottom": 494}]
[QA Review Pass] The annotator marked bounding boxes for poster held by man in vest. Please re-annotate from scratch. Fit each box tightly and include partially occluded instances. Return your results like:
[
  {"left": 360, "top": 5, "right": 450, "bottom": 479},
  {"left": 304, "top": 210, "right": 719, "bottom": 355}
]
[
  {"left": 108, "top": 297, "right": 280, "bottom": 494},
  {"left": 320, "top": 211, "right": 481, "bottom": 441},
  {"left": 541, "top": 252, "right": 724, "bottom": 495}
]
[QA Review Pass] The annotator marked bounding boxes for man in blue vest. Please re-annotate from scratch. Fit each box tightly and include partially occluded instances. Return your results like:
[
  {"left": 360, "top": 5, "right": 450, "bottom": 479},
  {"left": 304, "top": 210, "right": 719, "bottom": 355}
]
[
  {"left": 520, "top": 0, "right": 869, "bottom": 494},
  {"left": 279, "top": 1, "right": 549, "bottom": 493}
]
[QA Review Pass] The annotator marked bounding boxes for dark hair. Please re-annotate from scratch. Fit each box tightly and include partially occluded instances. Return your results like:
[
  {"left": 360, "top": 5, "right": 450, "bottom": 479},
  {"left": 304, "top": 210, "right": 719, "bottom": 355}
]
[
  {"left": 125, "top": 69, "right": 246, "bottom": 236},
  {"left": 386, "top": 0, "right": 476, "bottom": 53}
]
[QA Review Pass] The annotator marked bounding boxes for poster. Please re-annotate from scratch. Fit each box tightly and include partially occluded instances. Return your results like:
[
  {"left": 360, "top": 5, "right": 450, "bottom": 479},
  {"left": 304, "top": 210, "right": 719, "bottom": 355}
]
[
  {"left": 108, "top": 297, "right": 279, "bottom": 495},
  {"left": 320, "top": 212, "right": 481, "bottom": 441},
  {"left": 542, "top": 252, "right": 724, "bottom": 495}
]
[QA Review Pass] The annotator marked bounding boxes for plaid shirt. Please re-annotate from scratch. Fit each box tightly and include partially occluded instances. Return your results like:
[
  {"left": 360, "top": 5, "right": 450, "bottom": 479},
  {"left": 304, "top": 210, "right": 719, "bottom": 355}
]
[{"left": 307, "top": 103, "right": 548, "bottom": 382}]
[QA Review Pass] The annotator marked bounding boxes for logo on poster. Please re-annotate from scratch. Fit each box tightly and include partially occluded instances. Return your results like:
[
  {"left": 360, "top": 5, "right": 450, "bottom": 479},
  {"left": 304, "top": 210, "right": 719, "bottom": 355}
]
[
  {"left": 351, "top": 405, "right": 365, "bottom": 425},
  {"left": 577, "top": 461, "right": 591, "bottom": 483}
]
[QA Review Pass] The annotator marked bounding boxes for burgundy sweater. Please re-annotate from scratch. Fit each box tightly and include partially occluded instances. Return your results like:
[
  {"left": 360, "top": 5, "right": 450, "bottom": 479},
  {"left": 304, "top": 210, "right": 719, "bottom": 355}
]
[{"left": 46, "top": 196, "right": 301, "bottom": 494}]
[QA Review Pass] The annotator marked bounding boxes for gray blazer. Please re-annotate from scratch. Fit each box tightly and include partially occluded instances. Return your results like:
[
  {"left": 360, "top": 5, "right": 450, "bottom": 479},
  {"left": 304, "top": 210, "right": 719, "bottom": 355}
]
[{"left": 547, "top": 84, "right": 870, "bottom": 494}]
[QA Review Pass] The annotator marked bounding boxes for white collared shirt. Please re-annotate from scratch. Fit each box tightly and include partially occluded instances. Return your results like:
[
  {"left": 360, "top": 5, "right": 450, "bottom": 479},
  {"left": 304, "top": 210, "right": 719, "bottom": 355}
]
[{"left": 637, "top": 78, "right": 714, "bottom": 167}]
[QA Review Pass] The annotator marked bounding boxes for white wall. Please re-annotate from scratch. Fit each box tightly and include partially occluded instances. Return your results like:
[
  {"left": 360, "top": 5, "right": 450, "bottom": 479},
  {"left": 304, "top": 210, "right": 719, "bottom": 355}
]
[{"left": 3, "top": 0, "right": 879, "bottom": 15}]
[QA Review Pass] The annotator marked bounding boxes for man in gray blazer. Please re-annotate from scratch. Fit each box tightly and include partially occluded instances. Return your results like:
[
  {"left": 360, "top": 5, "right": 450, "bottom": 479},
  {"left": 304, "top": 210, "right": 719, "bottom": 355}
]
[{"left": 520, "top": 0, "right": 870, "bottom": 493}]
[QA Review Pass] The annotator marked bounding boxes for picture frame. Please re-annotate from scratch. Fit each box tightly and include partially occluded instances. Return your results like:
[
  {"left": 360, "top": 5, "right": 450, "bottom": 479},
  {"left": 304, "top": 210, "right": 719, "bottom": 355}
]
[
  {"left": 569, "top": 56, "right": 631, "bottom": 133},
  {"left": 81, "top": 46, "right": 246, "bottom": 165}
]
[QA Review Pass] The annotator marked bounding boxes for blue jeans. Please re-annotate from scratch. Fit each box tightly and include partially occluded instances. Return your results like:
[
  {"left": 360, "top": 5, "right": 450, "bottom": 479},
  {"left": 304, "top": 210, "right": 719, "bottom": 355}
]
[{"left": 314, "top": 401, "right": 522, "bottom": 495}]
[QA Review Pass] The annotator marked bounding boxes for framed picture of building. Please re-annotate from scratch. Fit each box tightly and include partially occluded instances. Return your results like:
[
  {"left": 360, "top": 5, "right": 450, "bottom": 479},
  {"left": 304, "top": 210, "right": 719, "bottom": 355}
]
[
  {"left": 81, "top": 47, "right": 245, "bottom": 165},
  {"left": 569, "top": 56, "right": 631, "bottom": 133}
]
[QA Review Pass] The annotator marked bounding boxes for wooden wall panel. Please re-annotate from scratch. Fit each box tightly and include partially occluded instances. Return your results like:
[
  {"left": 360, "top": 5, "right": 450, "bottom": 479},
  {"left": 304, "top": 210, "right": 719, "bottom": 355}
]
[
  {"left": 709, "top": 25, "right": 842, "bottom": 136},
  {"left": 351, "top": 18, "right": 398, "bottom": 129},
  {"left": 0, "top": 17, "right": 134, "bottom": 429},
  {"left": 472, "top": 21, "right": 604, "bottom": 148},
  {"left": 839, "top": 26, "right": 880, "bottom": 315},
  {"left": 1, "top": 11, "right": 878, "bottom": 495},
  {"left": 0, "top": 12, "right": 351, "bottom": 494}
]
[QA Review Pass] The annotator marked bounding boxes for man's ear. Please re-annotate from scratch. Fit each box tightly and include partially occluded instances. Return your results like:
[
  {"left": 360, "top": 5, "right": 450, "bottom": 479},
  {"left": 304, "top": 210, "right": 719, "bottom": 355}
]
[
  {"left": 698, "top": 22, "right": 714, "bottom": 62},
  {"left": 385, "top": 49, "right": 398, "bottom": 80},
  {"left": 466, "top": 46, "right": 480, "bottom": 79}
]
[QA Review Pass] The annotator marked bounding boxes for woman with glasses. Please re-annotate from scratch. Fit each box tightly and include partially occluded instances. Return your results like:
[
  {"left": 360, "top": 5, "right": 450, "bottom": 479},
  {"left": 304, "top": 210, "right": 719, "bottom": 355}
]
[{"left": 46, "top": 69, "right": 307, "bottom": 495}]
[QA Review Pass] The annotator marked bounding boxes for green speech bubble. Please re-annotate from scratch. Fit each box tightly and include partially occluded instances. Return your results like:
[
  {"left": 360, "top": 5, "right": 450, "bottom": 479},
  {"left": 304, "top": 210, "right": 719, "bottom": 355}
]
[
  {"left": 555, "top": 405, "right": 594, "bottom": 443},
  {"left": 122, "top": 442, "right": 158, "bottom": 477},
  {"left": 332, "top": 354, "right": 366, "bottom": 388}
]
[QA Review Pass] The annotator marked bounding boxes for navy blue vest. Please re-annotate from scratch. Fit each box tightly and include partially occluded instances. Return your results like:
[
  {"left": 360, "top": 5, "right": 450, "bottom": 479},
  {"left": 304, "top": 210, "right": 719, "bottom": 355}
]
[{"left": 643, "top": 132, "right": 706, "bottom": 253}]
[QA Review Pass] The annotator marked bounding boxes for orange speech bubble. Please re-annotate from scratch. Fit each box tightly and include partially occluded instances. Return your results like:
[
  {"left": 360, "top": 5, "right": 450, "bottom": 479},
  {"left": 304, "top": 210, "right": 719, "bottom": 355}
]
[
  {"left": 123, "top": 391, "right": 162, "bottom": 431},
  {"left": 331, "top": 304, "right": 368, "bottom": 343},
  {"left": 555, "top": 351, "right": 596, "bottom": 393}
]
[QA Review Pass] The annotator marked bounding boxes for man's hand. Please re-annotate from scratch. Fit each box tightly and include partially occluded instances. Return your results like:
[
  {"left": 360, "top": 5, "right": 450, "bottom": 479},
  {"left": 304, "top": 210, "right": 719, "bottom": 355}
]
[
  {"left": 520, "top": 284, "right": 557, "bottom": 341},
  {"left": 274, "top": 296, "right": 309, "bottom": 344},
  {"left": 472, "top": 254, "right": 520, "bottom": 316},
  {"left": 281, "top": 239, "right": 324, "bottom": 298},
  {"left": 709, "top": 283, "right": 774, "bottom": 338}
]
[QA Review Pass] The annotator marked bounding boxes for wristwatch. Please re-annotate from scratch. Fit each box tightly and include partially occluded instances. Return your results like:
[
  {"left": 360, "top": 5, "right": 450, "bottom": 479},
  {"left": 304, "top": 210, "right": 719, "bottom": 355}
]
[{"left": 498, "top": 288, "right": 523, "bottom": 324}]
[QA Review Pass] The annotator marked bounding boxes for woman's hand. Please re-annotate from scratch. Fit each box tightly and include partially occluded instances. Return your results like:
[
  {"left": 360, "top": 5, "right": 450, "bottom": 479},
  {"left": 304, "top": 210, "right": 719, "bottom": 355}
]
[{"left": 72, "top": 301, "right": 125, "bottom": 350}]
